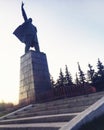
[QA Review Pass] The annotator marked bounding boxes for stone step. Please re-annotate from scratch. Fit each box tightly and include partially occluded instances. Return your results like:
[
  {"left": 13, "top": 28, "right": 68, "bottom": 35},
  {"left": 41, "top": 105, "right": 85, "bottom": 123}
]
[
  {"left": 28, "top": 98, "right": 97, "bottom": 111},
  {"left": 31, "top": 94, "right": 103, "bottom": 109},
  {"left": 28, "top": 98, "right": 97, "bottom": 112},
  {"left": 0, "top": 113, "right": 78, "bottom": 125},
  {"left": 37, "top": 91, "right": 104, "bottom": 106},
  {"left": 6, "top": 105, "right": 88, "bottom": 119},
  {"left": 0, "top": 122, "right": 66, "bottom": 130},
  {"left": 27, "top": 106, "right": 88, "bottom": 116}
]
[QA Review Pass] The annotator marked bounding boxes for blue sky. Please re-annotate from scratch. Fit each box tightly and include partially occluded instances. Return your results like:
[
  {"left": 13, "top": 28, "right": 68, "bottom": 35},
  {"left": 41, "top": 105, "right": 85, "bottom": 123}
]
[{"left": 0, "top": 0, "right": 104, "bottom": 103}]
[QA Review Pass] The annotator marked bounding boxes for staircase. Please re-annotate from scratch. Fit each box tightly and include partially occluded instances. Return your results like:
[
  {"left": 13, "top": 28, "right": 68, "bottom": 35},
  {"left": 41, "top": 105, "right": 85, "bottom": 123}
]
[{"left": 0, "top": 91, "right": 104, "bottom": 130}]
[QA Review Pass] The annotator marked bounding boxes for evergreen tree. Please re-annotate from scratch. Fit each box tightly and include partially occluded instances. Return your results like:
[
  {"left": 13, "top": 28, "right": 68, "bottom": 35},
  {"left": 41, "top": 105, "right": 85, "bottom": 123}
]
[
  {"left": 97, "top": 58, "right": 104, "bottom": 77},
  {"left": 77, "top": 62, "right": 86, "bottom": 85},
  {"left": 65, "top": 65, "right": 73, "bottom": 85},
  {"left": 75, "top": 73, "right": 80, "bottom": 86},
  {"left": 87, "top": 64, "right": 95, "bottom": 83},
  {"left": 58, "top": 68, "right": 65, "bottom": 86},
  {"left": 50, "top": 75, "right": 55, "bottom": 88},
  {"left": 92, "top": 59, "right": 104, "bottom": 91},
  {"left": 56, "top": 79, "right": 60, "bottom": 87}
]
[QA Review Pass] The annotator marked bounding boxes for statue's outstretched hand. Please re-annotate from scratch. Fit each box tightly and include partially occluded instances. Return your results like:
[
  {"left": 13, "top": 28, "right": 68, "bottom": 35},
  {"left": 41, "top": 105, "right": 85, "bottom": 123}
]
[
  {"left": 22, "top": 1, "right": 24, "bottom": 7},
  {"left": 21, "top": 1, "right": 27, "bottom": 21}
]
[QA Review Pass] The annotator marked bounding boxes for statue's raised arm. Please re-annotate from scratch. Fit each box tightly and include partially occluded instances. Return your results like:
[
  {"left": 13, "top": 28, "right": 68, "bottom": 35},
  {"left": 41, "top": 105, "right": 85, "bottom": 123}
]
[{"left": 21, "top": 2, "right": 28, "bottom": 21}]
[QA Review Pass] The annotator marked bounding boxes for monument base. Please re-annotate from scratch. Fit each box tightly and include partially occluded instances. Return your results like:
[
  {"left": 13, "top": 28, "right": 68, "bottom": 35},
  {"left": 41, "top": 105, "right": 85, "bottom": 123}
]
[{"left": 19, "top": 50, "right": 51, "bottom": 105}]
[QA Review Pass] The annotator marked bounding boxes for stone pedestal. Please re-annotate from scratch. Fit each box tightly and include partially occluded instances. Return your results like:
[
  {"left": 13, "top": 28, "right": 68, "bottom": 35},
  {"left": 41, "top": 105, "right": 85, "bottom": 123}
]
[{"left": 19, "top": 50, "right": 51, "bottom": 105}]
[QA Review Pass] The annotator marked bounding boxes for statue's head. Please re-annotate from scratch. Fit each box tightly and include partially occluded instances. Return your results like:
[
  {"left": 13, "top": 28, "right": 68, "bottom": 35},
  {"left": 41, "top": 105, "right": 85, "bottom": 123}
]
[{"left": 28, "top": 18, "right": 32, "bottom": 23}]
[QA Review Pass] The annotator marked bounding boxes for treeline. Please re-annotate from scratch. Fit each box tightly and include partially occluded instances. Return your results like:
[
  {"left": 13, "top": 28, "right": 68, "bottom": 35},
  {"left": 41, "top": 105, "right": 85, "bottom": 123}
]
[
  {"left": 50, "top": 58, "right": 104, "bottom": 92},
  {"left": 0, "top": 102, "right": 14, "bottom": 112}
]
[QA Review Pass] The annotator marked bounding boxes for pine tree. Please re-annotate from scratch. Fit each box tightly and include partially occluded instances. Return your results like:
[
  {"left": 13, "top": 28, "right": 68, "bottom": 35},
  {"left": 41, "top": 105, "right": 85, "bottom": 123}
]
[
  {"left": 50, "top": 75, "right": 55, "bottom": 88},
  {"left": 58, "top": 68, "right": 65, "bottom": 86},
  {"left": 65, "top": 65, "right": 73, "bottom": 85},
  {"left": 77, "top": 62, "right": 86, "bottom": 85},
  {"left": 87, "top": 64, "right": 95, "bottom": 83},
  {"left": 93, "top": 59, "right": 104, "bottom": 91},
  {"left": 97, "top": 58, "right": 104, "bottom": 77},
  {"left": 75, "top": 73, "right": 80, "bottom": 86}
]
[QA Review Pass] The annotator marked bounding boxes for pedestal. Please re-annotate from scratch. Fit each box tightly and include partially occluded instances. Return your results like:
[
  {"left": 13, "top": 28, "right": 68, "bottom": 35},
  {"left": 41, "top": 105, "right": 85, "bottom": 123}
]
[{"left": 19, "top": 50, "right": 51, "bottom": 105}]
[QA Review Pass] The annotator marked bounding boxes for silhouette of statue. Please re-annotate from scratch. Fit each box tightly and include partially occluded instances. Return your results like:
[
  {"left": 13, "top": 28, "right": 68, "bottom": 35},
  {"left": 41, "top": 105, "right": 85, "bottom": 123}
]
[{"left": 13, "top": 2, "right": 40, "bottom": 53}]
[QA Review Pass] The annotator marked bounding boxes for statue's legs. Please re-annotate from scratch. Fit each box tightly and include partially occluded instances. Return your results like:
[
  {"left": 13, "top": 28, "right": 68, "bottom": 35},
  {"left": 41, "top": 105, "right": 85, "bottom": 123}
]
[
  {"left": 25, "top": 44, "right": 30, "bottom": 53},
  {"left": 25, "top": 35, "right": 40, "bottom": 53},
  {"left": 25, "top": 35, "right": 32, "bottom": 53},
  {"left": 33, "top": 34, "right": 40, "bottom": 52},
  {"left": 34, "top": 42, "right": 40, "bottom": 52}
]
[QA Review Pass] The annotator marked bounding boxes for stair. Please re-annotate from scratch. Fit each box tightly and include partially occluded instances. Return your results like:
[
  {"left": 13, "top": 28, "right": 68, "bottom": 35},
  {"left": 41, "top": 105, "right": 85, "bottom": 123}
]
[{"left": 0, "top": 91, "right": 104, "bottom": 130}]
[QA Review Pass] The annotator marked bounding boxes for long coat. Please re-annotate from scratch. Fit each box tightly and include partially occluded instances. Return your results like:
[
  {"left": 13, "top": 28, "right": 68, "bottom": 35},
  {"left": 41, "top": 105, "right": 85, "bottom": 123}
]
[{"left": 13, "top": 20, "right": 38, "bottom": 46}]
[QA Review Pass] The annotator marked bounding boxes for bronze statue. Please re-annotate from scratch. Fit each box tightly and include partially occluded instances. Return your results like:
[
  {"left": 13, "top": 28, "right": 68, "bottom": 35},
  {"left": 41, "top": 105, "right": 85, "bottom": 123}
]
[{"left": 13, "top": 2, "right": 40, "bottom": 53}]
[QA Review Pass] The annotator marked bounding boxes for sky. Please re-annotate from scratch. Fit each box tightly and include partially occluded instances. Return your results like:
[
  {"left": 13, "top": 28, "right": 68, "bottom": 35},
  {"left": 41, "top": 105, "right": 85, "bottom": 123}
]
[{"left": 0, "top": 0, "right": 104, "bottom": 104}]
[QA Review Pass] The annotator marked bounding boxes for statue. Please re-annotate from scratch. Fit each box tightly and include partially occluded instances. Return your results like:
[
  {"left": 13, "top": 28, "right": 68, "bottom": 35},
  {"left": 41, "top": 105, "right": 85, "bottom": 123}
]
[{"left": 13, "top": 2, "right": 40, "bottom": 53}]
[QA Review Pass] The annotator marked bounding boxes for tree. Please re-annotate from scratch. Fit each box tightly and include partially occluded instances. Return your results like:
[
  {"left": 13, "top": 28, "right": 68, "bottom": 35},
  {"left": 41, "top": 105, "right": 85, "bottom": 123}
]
[
  {"left": 65, "top": 65, "right": 73, "bottom": 85},
  {"left": 56, "top": 69, "right": 65, "bottom": 86},
  {"left": 75, "top": 73, "right": 80, "bottom": 86},
  {"left": 87, "top": 64, "right": 95, "bottom": 83},
  {"left": 92, "top": 59, "right": 104, "bottom": 91},
  {"left": 77, "top": 62, "right": 86, "bottom": 85},
  {"left": 97, "top": 58, "right": 104, "bottom": 77},
  {"left": 50, "top": 75, "right": 55, "bottom": 88}
]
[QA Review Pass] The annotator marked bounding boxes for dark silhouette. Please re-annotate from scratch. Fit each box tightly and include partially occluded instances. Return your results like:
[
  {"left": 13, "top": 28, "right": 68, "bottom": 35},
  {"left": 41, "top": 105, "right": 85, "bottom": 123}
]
[
  {"left": 77, "top": 62, "right": 86, "bottom": 85},
  {"left": 87, "top": 64, "right": 95, "bottom": 83},
  {"left": 75, "top": 73, "right": 80, "bottom": 86},
  {"left": 65, "top": 65, "right": 73, "bottom": 85},
  {"left": 58, "top": 68, "right": 65, "bottom": 86},
  {"left": 13, "top": 2, "right": 40, "bottom": 53},
  {"left": 91, "top": 59, "right": 104, "bottom": 91}
]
